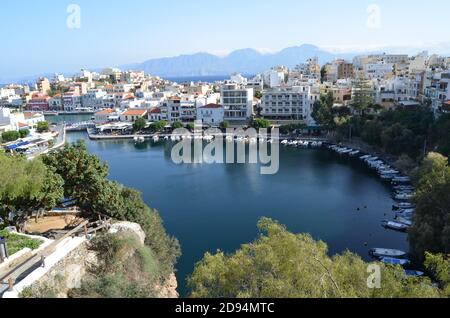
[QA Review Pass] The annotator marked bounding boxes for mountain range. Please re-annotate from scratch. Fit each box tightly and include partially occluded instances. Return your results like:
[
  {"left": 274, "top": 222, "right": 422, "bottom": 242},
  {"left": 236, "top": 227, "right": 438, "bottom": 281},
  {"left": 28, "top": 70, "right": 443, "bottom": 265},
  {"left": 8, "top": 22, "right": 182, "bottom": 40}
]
[{"left": 122, "top": 44, "right": 363, "bottom": 78}]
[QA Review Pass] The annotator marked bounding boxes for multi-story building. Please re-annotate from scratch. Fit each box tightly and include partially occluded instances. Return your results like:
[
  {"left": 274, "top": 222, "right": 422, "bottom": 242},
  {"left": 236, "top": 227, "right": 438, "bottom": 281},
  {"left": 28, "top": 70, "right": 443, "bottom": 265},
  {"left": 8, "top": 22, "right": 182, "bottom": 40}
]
[
  {"left": 26, "top": 94, "right": 49, "bottom": 111},
  {"left": 49, "top": 95, "right": 63, "bottom": 111},
  {"left": 220, "top": 83, "right": 253, "bottom": 122},
  {"left": 261, "top": 86, "right": 312, "bottom": 123},
  {"left": 62, "top": 91, "right": 82, "bottom": 112},
  {"left": 36, "top": 77, "right": 50, "bottom": 95},
  {"left": 82, "top": 89, "right": 107, "bottom": 110},
  {"left": 120, "top": 109, "right": 148, "bottom": 122},
  {"left": 197, "top": 104, "right": 224, "bottom": 126}
]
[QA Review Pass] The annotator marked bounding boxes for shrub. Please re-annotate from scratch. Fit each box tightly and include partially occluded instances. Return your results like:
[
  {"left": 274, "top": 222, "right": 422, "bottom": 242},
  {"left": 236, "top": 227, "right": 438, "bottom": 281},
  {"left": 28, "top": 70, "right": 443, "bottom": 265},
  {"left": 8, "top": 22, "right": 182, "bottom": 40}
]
[{"left": 2, "top": 131, "right": 20, "bottom": 142}]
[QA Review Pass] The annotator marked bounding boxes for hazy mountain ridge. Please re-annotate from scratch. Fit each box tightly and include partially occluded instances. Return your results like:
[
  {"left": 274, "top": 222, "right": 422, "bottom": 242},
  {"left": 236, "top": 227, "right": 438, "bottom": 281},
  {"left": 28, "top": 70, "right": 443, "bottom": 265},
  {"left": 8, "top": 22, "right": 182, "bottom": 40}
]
[{"left": 123, "top": 44, "right": 360, "bottom": 77}]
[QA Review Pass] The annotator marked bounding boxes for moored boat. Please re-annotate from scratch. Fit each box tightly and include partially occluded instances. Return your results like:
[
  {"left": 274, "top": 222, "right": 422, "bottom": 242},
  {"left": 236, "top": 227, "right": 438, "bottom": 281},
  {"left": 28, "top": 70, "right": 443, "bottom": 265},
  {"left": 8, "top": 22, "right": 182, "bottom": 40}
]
[
  {"left": 370, "top": 248, "right": 407, "bottom": 258},
  {"left": 382, "top": 220, "right": 409, "bottom": 232},
  {"left": 381, "top": 257, "right": 410, "bottom": 266},
  {"left": 405, "top": 270, "right": 424, "bottom": 277}
]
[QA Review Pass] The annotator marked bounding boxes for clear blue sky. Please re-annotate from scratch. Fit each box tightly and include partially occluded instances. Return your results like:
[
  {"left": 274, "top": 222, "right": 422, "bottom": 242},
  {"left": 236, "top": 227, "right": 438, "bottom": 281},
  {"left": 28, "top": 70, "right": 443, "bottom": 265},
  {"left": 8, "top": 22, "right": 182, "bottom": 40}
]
[{"left": 1, "top": 0, "right": 449, "bottom": 79}]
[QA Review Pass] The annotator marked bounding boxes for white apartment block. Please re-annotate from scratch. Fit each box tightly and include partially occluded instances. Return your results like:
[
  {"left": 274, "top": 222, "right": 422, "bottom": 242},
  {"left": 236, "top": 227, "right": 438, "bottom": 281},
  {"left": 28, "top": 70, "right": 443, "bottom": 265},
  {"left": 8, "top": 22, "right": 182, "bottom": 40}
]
[
  {"left": 220, "top": 83, "right": 253, "bottom": 122},
  {"left": 82, "top": 89, "right": 107, "bottom": 110},
  {"left": 364, "top": 62, "right": 394, "bottom": 80},
  {"left": 261, "top": 86, "right": 314, "bottom": 124},
  {"left": 62, "top": 93, "right": 82, "bottom": 111},
  {"left": 197, "top": 104, "right": 224, "bottom": 126}
]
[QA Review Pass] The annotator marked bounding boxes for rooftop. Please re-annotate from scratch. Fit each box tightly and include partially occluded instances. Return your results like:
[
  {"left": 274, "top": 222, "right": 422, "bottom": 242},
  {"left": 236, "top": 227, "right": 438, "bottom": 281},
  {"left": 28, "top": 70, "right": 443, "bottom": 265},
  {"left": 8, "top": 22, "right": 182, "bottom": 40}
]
[{"left": 122, "top": 109, "right": 147, "bottom": 116}]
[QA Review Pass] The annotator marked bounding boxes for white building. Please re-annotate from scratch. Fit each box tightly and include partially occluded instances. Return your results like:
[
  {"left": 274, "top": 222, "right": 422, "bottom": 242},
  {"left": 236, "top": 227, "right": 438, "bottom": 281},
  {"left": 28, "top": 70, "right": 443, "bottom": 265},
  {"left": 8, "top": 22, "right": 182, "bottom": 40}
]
[
  {"left": 220, "top": 83, "right": 253, "bottom": 122},
  {"left": 197, "top": 104, "right": 224, "bottom": 126},
  {"left": 82, "top": 89, "right": 107, "bottom": 110},
  {"left": 364, "top": 62, "right": 394, "bottom": 80},
  {"left": 120, "top": 109, "right": 148, "bottom": 122},
  {"left": 230, "top": 73, "right": 248, "bottom": 85},
  {"left": 261, "top": 86, "right": 313, "bottom": 124}
]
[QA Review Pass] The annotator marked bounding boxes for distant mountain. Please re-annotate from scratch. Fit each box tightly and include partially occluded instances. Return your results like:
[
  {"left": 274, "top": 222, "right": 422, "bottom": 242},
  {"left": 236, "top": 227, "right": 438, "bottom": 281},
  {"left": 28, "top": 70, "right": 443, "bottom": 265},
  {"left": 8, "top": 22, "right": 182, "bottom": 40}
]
[{"left": 122, "top": 44, "right": 358, "bottom": 77}]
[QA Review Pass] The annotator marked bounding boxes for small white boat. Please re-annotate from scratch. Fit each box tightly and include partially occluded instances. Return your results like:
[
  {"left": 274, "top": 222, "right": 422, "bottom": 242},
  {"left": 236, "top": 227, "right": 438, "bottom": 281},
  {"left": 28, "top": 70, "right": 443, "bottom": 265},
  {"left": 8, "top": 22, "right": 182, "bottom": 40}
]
[
  {"left": 134, "top": 136, "right": 145, "bottom": 144},
  {"left": 395, "top": 217, "right": 413, "bottom": 227},
  {"left": 360, "top": 155, "right": 371, "bottom": 160},
  {"left": 392, "top": 176, "right": 411, "bottom": 183},
  {"left": 281, "top": 140, "right": 288, "bottom": 145},
  {"left": 381, "top": 257, "right": 410, "bottom": 266},
  {"left": 395, "top": 193, "right": 414, "bottom": 200},
  {"left": 393, "top": 202, "right": 415, "bottom": 210},
  {"left": 396, "top": 210, "right": 414, "bottom": 219},
  {"left": 152, "top": 136, "right": 160, "bottom": 142},
  {"left": 382, "top": 220, "right": 409, "bottom": 232},
  {"left": 370, "top": 248, "right": 407, "bottom": 258},
  {"left": 170, "top": 136, "right": 177, "bottom": 141},
  {"left": 349, "top": 150, "right": 360, "bottom": 156},
  {"left": 164, "top": 136, "right": 169, "bottom": 140}
]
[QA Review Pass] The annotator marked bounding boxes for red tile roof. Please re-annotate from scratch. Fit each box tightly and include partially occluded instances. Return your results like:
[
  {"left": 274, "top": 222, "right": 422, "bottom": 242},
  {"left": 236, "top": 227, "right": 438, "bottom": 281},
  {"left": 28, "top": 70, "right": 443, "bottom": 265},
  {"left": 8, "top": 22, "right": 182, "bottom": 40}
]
[
  {"left": 122, "top": 109, "right": 147, "bottom": 116},
  {"left": 149, "top": 108, "right": 162, "bottom": 114},
  {"left": 95, "top": 109, "right": 114, "bottom": 115}
]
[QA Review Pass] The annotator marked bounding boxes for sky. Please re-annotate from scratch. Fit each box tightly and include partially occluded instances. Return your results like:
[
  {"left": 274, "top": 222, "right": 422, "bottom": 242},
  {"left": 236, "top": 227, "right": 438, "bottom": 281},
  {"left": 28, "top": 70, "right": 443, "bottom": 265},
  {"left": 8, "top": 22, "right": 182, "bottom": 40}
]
[{"left": 1, "top": 0, "right": 450, "bottom": 80}]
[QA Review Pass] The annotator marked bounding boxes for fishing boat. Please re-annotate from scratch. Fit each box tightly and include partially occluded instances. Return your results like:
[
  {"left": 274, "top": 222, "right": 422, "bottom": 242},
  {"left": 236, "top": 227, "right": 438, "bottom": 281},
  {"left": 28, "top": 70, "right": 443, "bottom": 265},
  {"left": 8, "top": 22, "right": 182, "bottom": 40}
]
[
  {"left": 405, "top": 270, "right": 424, "bottom": 277},
  {"left": 395, "top": 193, "right": 414, "bottom": 200},
  {"left": 381, "top": 257, "right": 410, "bottom": 266},
  {"left": 134, "top": 136, "right": 145, "bottom": 144},
  {"left": 393, "top": 202, "right": 415, "bottom": 210},
  {"left": 369, "top": 248, "right": 407, "bottom": 259},
  {"left": 395, "top": 217, "right": 413, "bottom": 227},
  {"left": 382, "top": 220, "right": 409, "bottom": 232}
]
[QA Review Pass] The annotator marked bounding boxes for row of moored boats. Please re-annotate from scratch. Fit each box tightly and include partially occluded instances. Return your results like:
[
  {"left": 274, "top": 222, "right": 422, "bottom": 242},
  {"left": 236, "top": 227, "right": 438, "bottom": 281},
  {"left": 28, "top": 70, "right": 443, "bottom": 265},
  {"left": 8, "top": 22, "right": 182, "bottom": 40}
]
[{"left": 327, "top": 144, "right": 422, "bottom": 277}]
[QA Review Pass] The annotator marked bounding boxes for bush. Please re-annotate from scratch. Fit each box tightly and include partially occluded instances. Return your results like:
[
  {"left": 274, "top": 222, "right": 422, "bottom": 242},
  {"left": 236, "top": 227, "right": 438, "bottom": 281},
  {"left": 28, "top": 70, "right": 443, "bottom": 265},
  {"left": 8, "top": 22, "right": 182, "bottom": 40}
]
[
  {"left": 0, "top": 230, "right": 42, "bottom": 256},
  {"left": 19, "top": 129, "right": 30, "bottom": 138},
  {"left": 172, "top": 122, "right": 183, "bottom": 129},
  {"left": 69, "top": 233, "right": 161, "bottom": 298},
  {"left": 36, "top": 121, "right": 49, "bottom": 133},
  {"left": 2, "top": 131, "right": 20, "bottom": 142}
]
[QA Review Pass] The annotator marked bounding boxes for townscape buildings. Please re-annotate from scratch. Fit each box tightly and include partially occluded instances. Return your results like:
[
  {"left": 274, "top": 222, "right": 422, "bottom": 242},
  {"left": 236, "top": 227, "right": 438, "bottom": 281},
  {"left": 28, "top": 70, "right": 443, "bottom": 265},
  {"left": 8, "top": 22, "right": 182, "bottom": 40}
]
[{"left": 1, "top": 50, "right": 449, "bottom": 135}]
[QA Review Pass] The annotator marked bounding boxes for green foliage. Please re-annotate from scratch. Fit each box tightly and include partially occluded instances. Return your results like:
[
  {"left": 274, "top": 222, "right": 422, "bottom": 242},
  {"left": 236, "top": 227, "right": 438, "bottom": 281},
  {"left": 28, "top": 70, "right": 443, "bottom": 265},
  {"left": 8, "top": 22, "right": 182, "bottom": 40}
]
[
  {"left": 1, "top": 131, "right": 20, "bottom": 142},
  {"left": 219, "top": 121, "right": 229, "bottom": 130},
  {"left": 0, "top": 153, "right": 64, "bottom": 229},
  {"left": 132, "top": 117, "right": 147, "bottom": 132},
  {"left": 250, "top": 118, "right": 271, "bottom": 130},
  {"left": 254, "top": 91, "right": 263, "bottom": 99},
  {"left": 0, "top": 230, "right": 42, "bottom": 255},
  {"left": 19, "top": 129, "right": 30, "bottom": 139},
  {"left": 424, "top": 253, "right": 450, "bottom": 297},
  {"left": 42, "top": 140, "right": 109, "bottom": 216},
  {"left": 36, "top": 121, "right": 49, "bottom": 133},
  {"left": 279, "top": 123, "right": 306, "bottom": 135},
  {"left": 42, "top": 141, "right": 180, "bottom": 275},
  {"left": 69, "top": 233, "right": 160, "bottom": 298},
  {"left": 188, "top": 218, "right": 441, "bottom": 298},
  {"left": 361, "top": 120, "right": 383, "bottom": 146},
  {"left": 172, "top": 121, "right": 183, "bottom": 129},
  {"left": 149, "top": 120, "right": 167, "bottom": 133},
  {"left": 352, "top": 78, "right": 375, "bottom": 113},
  {"left": 394, "top": 155, "right": 417, "bottom": 174},
  {"left": 186, "top": 123, "right": 195, "bottom": 131},
  {"left": 431, "top": 114, "right": 450, "bottom": 157},
  {"left": 312, "top": 93, "right": 334, "bottom": 128},
  {"left": 409, "top": 153, "right": 450, "bottom": 260}
]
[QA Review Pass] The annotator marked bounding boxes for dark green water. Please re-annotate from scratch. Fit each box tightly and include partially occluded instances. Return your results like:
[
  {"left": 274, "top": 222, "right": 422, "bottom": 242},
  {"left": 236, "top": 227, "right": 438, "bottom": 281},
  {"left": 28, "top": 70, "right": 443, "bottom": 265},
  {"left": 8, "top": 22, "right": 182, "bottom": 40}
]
[
  {"left": 45, "top": 114, "right": 92, "bottom": 124},
  {"left": 66, "top": 131, "right": 408, "bottom": 296}
]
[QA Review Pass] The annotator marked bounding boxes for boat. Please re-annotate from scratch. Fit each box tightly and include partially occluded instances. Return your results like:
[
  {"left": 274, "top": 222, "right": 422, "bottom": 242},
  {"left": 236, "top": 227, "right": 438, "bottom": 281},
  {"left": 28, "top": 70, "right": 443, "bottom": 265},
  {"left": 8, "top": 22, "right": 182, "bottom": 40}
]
[
  {"left": 370, "top": 248, "right": 407, "bottom": 259},
  {"left": 380, "top": 257, "right": 410, "bottom": 266},
  {"left": 164, "top": 136, "right": 169, "bottom": 140},
  {"left": 393, "top": 202, "right": 415, "bottom": 210},
  {"left": 349, "top": 150, "right": 360, "bottom": 156},
  {"left": 152, "top": 136, "right": 160, "bottom": 142},
  {"left": 392, "top": 176, "right": 411, "bottom": 183},
  {"left": 360, "top": 155, "right": 371, "bottom": 160},
  {"left": 405, "top": 270, "right": 424, "bottom": 277},
  {"left": 395, "top": 193, "right": 414, "bottom": 201},
  {"left": 396, "top": 210, "right": 414, "bottom": 219},
  {"left": 394, "top": 185, "right": 415, "bottom": 191},
  {"left": 281, "top": 140, "right": 288, "bottom": 145},
  {"left": 134, "top": 136, "right": 145, "bottom": 144},
  {"left": 382, "top": 220, "right": 409, "bottom": 232},
  {"left": 395, "top": 217, "right": 413, "bottom": 227}
]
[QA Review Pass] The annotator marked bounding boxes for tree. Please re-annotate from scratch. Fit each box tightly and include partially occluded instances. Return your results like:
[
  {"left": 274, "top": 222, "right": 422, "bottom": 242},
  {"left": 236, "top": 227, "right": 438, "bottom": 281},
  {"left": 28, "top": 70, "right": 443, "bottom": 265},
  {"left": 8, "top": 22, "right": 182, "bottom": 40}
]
[
  {"left": 219, "top": 121, "right": 229, "bottom": 130},
  {"left": 250, "top": 118, "right": 271, "bottom": 130},
  {"left": 42, "top": 140, "right": 109, "bottom": 216},
  {"left": 312, "top": 93, "right": 334, "bottom": 129},
  {"left": 149, "top": 121, "right": 167, "bottom": 133},
  {"left": 19, "top": 129, "right": 30, "bottom": 139},
  {"left": 254, "top": 91, "right": 263, "bottom": 99},
  {"left": 172, "top": 122, "right": 183, "bottom": 130},
  {"left": 133, "top": 118, "right": 146, "bottom": 132},
  {"left": 186, "top": 123, "right": 195, "bottom": 131},
  {"left": 352, "top": 77, "right": 375, "bottom": 115},
  {"left": 0, "top": 153, "right": 64, "bottom": 231},
  {"left": 361, "top": 120, "right": 383, "bottom": 146},
  {"left": 431, "top": 114, "right": 450, "bottom": 157},
  {"left": 36, "top": 121, "right": 49, "bottom": 133},
  {"left": 409, "top": 153, "right": 450, "bottom": 261},
  {"left": 424, "top": 253, "right": 450, "bottom": 297},
  {"left": 188, "top": 218, "right": 441, "bottom": 298},
  {"left": 1, "top": 131, "right": 20, "bottom": 142}
]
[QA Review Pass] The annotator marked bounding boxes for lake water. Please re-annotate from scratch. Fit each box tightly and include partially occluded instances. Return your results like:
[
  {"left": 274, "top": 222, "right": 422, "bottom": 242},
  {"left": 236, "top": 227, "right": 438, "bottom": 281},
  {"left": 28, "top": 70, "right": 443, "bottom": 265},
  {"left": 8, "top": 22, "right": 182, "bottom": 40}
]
[{"left": 65, "top": 131, "right": 408, "bottom": 296}]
